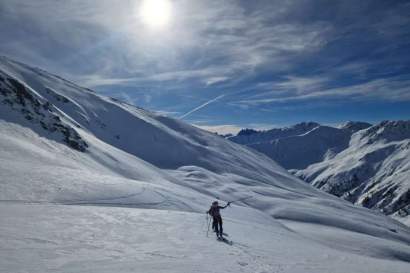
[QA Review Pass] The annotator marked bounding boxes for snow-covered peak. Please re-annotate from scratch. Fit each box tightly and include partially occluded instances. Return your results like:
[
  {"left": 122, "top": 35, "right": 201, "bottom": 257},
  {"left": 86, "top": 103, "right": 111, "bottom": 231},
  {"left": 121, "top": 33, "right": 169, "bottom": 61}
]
[
  {"left": 295, "top": 120, "right": 410, "bottom": 223},
  {"left": 291, "top": 121, "right": 321, "bottom": 131},
  {"left": 352, "top": 120, "right": 410, "bottom": 146},
  {"left": 229, "top": 122, "right": 352, "bottom": 169},
  {"left": 229, "top": 121, "right": 320, "bottom": 145},
  {"left": 236, "top": 128, "right": 259, "bottom": 136},
  {"left": 339, "top": 121, "right": 372, "bottom": 133}
]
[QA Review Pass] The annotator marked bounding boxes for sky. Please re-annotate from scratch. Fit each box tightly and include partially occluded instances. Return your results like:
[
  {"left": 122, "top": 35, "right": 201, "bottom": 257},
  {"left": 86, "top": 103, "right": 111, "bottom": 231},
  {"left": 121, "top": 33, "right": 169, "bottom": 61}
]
[{"left": 1, "top": 0, "right": 410, "bottom": 134}]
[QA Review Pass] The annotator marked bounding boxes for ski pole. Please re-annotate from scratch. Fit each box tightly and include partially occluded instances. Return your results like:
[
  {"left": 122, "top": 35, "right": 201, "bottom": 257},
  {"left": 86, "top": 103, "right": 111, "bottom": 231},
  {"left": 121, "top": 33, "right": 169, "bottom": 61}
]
[
  {"left": 229, "top": 195, "right": 254, "bottom": 204},
  {"left": 206, "top": 213, "right": 211, "bottom": 237}
]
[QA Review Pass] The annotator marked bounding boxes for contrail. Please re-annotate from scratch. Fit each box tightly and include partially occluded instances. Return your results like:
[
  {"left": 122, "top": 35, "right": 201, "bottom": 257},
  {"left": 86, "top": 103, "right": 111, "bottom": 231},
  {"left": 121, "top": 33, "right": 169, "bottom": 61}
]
[{"left": 179, "top": 94, "right": 225, "bottom": 119}]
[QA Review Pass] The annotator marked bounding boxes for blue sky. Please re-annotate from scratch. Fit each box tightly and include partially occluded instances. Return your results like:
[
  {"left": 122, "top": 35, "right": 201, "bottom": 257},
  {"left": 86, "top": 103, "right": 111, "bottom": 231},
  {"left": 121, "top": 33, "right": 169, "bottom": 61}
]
[{"left": 1, "top": 0, "right": 410, "bottom": 134}]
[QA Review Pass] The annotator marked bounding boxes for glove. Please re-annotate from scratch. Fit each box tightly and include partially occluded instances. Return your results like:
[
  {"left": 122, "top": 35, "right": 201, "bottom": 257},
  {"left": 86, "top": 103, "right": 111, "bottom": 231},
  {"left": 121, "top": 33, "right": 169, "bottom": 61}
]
[{"left": 227, "top": 202, "right": 231, "bottom": 206}]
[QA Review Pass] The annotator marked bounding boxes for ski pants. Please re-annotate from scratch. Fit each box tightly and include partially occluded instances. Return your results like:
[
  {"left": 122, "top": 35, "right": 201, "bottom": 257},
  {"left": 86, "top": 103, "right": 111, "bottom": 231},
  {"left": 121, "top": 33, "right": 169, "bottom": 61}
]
[{"left": 212, "top": 215, "right": 223, "bottom": 235}]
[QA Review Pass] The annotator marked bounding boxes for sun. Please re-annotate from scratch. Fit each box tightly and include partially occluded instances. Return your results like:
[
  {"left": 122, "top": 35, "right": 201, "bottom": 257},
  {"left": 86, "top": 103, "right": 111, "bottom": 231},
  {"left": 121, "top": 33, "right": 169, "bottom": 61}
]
[{"left": 139, "top": 0, "right": 172, "bottom": 28}]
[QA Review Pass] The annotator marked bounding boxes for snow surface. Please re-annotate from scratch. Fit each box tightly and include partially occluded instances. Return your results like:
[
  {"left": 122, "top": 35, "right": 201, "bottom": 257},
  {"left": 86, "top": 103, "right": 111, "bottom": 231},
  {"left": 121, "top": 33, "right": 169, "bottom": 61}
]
[
  {"left": 1, "top": 56, "right": 410, "bottom": 272},
  {"left": 296, "top": 121, "right": 410, "bottom": 225},
  {"left": 2, "top": 203, "right": 410, "bottom": 273}
]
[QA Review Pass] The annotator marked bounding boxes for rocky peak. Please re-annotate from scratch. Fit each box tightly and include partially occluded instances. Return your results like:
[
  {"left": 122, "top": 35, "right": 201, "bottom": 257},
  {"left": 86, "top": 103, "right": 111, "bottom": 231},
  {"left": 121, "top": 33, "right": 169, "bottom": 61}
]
[{"left": 0, "top": 71, "right": 88, "bottom": 152}]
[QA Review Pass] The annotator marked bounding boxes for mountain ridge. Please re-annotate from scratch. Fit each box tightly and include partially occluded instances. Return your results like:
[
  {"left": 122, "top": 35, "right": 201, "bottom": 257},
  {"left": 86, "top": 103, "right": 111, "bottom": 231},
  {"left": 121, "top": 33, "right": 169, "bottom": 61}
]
[
  {"left": 228, "top": 120, "right": 409, "bottom": 223},
  {"left": 295, "top": 120, "right": 410, "bottom": 223},
  {"left": 229, "top": 121, "right": 370, "bottom": 169}
]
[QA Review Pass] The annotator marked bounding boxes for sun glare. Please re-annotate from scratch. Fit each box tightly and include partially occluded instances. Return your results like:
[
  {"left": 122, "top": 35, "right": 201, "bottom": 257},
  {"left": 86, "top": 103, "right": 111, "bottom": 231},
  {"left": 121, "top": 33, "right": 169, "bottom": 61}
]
[{"left": 139, "top": 0, "right": 172, "bottom": 28}]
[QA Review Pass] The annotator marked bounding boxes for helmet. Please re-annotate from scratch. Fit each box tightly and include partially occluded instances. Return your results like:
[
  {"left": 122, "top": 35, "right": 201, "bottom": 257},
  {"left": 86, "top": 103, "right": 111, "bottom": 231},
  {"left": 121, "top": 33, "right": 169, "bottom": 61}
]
[{"left": 212, "top": 201, "right": 218, "bottom": 205}]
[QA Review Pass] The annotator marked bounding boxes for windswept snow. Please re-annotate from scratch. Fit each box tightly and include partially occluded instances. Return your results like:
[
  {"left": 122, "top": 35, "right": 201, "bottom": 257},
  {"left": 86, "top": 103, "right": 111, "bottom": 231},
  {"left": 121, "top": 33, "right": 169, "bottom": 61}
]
[{"left": 1, "top": 56, "right": 410, "bottom": 272}]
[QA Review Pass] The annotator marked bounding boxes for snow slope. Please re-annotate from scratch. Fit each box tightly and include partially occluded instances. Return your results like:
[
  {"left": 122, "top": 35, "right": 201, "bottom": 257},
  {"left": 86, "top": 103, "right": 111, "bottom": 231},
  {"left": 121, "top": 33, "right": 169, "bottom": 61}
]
[
  {"left": 2, "top": 203, "right": 410, "bottom": 273},
  {"left": 229, "top": 121, "right": 410, "bottom": 223},
  {"left": 295, "top": 121, "right": 410, "bottom": 225},
  {"left": 228, "top": 122, "right": 371, "bottom": 169},
  {"left": 1, "top": 56, "right": 410, "bottom": 272}
]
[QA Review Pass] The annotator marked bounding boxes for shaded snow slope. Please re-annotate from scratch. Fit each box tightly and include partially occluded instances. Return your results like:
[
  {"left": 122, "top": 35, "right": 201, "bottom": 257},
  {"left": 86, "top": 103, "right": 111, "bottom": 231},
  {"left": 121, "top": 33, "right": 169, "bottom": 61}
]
[
  {"left": 295, "top": 121, "right": 410, "bottom": 224},
  {"left": 1, "top": 56, "right": 410, "bottom": 272},
  {"left": 229, "top": 122, "right": 370, "bottom": 169}
]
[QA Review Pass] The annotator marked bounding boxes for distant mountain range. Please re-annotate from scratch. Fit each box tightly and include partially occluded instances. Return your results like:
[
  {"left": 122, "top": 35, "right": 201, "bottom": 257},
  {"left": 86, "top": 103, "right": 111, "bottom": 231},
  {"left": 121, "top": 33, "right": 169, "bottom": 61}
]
[
  {"left": 228, "top": 121, "right": 410, "bottom": 223},
  {"left": 229, "top": 121, "right": 371, "bottom": 170}
]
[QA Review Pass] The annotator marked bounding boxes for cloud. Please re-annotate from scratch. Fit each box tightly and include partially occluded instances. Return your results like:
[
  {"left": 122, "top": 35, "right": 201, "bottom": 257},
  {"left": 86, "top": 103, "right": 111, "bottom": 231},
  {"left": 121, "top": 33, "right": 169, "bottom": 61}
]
[
  {"left": 78, "top": 74, "right": 138, "bottom": 87},
  {"left": 233, "top": 75, "right": 410, "bottom": 106},
  {"left": 118, "top": 92, "right": 137, "bottom": 105},
  {"left": 153, "top": 110, "right": 181, "bottom": 116},
  {"left": 1, "top": 0, "right": 409, "bottom": 126},
  {"left": 0, "top": 0, "right": 333, "bottom": 87},
  {"left": 195, "top": 122, "right": 278, "bottom": 135},
  {"left": 195, "top": 124, "right": 242, "bottom": 135},
  {"left": 179, "top": 94, "right": 225, "bottom": 119},
  {"left": 204, "top": 76, "right": 230, "bottom": 86}
]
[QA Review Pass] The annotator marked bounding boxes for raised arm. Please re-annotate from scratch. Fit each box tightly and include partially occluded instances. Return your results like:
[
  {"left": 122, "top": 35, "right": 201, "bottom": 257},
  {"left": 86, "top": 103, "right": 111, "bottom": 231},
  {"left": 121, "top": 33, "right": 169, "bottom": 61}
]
[{"left": 219, "top": 202, "right": 231, "bottom": 209}]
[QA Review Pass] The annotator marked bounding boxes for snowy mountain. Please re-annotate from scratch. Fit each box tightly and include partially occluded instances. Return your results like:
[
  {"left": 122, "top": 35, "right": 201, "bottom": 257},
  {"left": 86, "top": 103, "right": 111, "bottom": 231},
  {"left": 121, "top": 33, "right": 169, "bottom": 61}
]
[
  {"left": 1, "top": 56, "right": 410, "bottom": 273},
  {"left": 228, "top": 122, "right": 371, "bottom": 169},
  {"left": 339, "top": 121, "right": 375, "bottom": 133},
  {"left": 229, "top": 121, "right": 409, "bottom": 223},
  {"left": 295, "top": 120, "right": 410, "bottom": 224}
]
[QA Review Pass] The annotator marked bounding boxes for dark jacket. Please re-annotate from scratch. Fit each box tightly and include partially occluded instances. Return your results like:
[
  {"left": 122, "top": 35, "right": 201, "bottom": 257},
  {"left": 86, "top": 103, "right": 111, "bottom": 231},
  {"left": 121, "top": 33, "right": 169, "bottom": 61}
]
[{"left": 208, "top": 204, "right": 228, "bottom": 217}]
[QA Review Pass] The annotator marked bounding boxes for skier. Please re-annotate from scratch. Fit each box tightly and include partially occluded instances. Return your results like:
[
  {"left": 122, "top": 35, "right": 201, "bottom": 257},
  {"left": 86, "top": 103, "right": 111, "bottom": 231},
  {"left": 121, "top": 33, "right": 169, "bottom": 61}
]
[{"left": 207, "top": 200, "right": 230, "bottom": 238}]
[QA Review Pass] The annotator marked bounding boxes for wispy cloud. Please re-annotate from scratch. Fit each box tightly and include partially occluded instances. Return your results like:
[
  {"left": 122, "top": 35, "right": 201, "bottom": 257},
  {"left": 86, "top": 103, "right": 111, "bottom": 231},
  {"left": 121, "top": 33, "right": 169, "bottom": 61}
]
[
  {"left": 195, "top": 123, "right": 279, "bottom": 135},
  {"left": 0, "top": 0, "right": 332, "bottom": 87},
  {"left": 179, "top": 94, "right": 225, "bottom": 119},
  {"left": 78, "top": 74, "right": 138, "bottom": 87},
  {"left": 204, "top": 76, "right": 230, "bottom": 86},
  {"left": 1, "top": 0, "right": 410, "bottom": 125},
  {"left": 118, "top": 92, "right": 136, "bottom": 105},
  {"left": 153, "top": 110, "right": 181, "bottom": 116},
  {"left": 233, "top": 75, "right": 410, "bottom": 106},
  {"left": 194, "top": 124, "right": 242, "bottom": 135}
]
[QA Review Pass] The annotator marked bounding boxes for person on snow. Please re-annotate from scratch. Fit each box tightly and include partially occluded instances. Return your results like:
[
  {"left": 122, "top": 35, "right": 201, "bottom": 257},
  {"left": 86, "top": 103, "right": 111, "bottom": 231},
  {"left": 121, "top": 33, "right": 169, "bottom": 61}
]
[{"left": 207, "top": 200, "right": 230, "bottom": 238}]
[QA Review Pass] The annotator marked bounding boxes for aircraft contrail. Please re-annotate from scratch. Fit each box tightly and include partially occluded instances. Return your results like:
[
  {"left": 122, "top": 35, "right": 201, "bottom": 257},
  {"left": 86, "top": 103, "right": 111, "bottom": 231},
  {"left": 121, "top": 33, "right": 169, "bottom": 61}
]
[{"left": 179, "top": 94, "right": 225, "bottom": 119}]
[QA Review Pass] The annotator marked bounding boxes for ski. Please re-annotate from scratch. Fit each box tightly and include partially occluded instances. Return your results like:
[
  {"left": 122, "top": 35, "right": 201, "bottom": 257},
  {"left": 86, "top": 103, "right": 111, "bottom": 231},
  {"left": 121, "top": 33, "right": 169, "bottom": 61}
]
[{"left": 217, "top": 236, "right": 233, "bottom": 245}]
